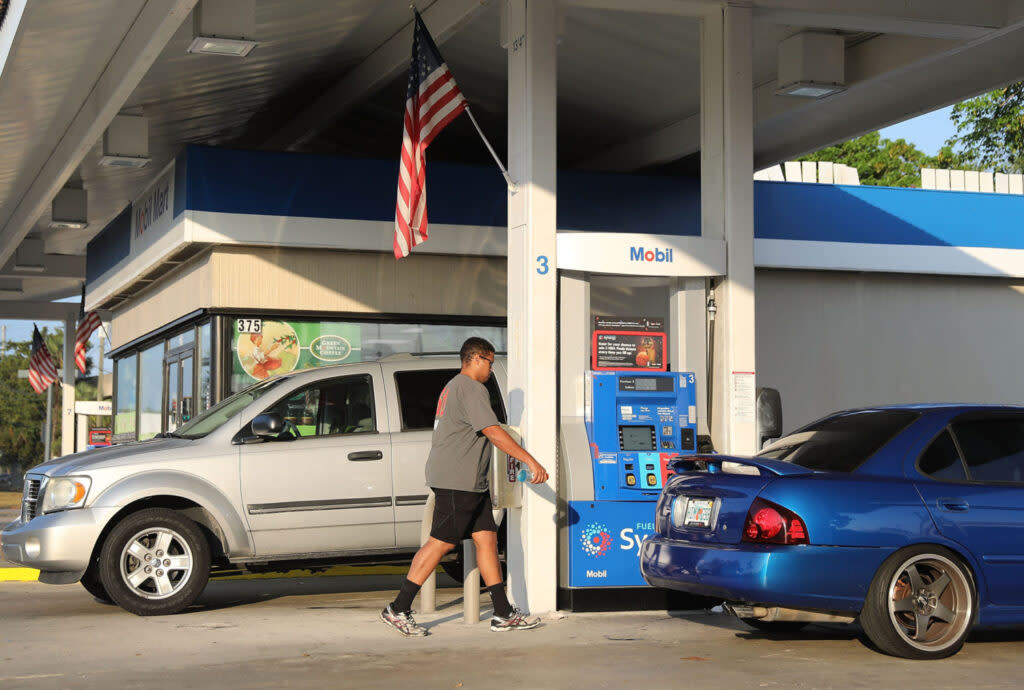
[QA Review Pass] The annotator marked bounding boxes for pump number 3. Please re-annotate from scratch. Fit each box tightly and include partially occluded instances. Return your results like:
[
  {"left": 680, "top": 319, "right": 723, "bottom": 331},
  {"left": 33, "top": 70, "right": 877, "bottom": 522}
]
[{"left": 536, "top": 255, "right": 549, "bottom": 275}]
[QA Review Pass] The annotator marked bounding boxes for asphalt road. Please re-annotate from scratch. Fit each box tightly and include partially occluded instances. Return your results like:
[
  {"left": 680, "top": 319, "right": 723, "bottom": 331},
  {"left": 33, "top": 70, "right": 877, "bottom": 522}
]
[{"left": 3, "top": 575, "right": 1024, "bottom": 689}]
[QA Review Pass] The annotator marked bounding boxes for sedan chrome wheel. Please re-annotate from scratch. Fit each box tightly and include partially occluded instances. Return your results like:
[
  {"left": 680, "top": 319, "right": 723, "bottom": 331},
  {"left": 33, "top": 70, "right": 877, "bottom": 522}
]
[
  {"left": 861, "top": 546, "right": 975, "bottom": 659},
  {"left": 119, "top": 526, "right": 195, "bottom": 600}
]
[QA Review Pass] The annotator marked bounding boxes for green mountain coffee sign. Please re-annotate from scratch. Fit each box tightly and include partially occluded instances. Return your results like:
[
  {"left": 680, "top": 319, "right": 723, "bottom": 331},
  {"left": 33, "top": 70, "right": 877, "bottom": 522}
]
[{"left": 310, "top": 334, "right": 352, "bottom": 362}]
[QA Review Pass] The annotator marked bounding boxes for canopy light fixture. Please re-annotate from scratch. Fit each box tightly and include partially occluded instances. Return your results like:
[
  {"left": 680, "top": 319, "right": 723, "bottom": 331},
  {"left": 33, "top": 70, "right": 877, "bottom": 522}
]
[
  {"left": 50, "top": 188, "right": 88, "bottom": 229},
  {"left": 12, "top": 263, "right": 46, "bottom": 273},
  {"left": 188, "top": 0, "right": 257, "bottom": 57},
  {"left": 101, "top": 115, "right": 150, "bottom": 169},
  {"left": 776, "top": 82, "right": 845, "bottom": 99},
  {"left": 775, "top": 31, "right": 845, "bottom": 99},
  {"left": 188, "top": 36, "right": 257, "bottom": 56},
  {"left": 97, "top": 155, "right": 151, "bottom": 169}
]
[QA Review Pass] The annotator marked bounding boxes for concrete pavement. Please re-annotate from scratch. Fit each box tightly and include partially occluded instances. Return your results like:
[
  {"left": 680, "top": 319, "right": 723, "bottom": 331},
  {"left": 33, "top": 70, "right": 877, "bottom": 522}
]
[{"left": 3, "top": 574, "right": 1024, "bottom": 689}]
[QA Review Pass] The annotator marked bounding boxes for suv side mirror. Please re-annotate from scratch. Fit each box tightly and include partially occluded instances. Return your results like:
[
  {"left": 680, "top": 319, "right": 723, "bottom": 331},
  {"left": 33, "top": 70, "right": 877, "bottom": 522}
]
[
  {"left": 252, "top": 412, "right": 286, "bottom": 437},
  {"left": 756, "top": 387, "right": 783, "bottom": 449}
]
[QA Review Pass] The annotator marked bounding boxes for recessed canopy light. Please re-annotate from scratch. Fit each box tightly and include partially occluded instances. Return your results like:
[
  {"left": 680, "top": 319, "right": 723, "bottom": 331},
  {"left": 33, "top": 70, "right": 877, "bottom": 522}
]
[
  {"left": 187, "top": 36, "right": 257, "bottom": 57},
  {"left": 13, "top": 263, "right": 46, "bottom": 272},
  {"left": 98, "top": 155, "right": 151, "bottom": 169},
  {"left": 48, "top": 220, "right": 89, "bottom": 229},
  {"left": 775, "top": 82, "right": 846, "bottom": 99}
]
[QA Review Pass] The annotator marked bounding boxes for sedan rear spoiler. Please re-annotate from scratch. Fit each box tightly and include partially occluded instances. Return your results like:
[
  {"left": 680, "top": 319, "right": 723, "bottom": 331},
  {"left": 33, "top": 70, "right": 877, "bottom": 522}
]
[{"left": 669, "top": 454, "right": 816, "bottom": 477}]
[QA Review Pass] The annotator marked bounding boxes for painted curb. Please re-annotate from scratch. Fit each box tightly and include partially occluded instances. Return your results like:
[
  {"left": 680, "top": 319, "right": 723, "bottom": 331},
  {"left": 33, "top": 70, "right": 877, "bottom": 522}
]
[{"left": 0, "top": 564, "right": 435, "bottom": 583}]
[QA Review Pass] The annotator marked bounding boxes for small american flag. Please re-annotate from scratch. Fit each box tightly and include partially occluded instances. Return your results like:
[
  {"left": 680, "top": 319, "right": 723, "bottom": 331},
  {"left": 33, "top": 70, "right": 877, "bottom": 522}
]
[
  {"left": 75, "top": 287, "right": 101, "bottom": 374},
  {"left": 29, "top": 325, "right": 59, "bottom": 394},
  {"left": 393, "top": 10, "right": 467, "bottom": 259}
]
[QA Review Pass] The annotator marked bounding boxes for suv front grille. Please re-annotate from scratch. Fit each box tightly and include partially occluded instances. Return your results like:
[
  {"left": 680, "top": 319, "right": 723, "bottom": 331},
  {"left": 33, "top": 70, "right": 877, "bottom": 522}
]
[{"left": 22, "top": 478, "right": 41, "bottom": 523}]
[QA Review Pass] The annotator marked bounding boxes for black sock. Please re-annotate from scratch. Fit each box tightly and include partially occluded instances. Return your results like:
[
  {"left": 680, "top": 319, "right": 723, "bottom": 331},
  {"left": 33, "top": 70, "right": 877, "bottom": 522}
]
[
  {"left": 487, "top": 583, "right": 513, "bottom": 618},
  {"left": 391, "top": 578, "right": 422, "bottom": 614}
]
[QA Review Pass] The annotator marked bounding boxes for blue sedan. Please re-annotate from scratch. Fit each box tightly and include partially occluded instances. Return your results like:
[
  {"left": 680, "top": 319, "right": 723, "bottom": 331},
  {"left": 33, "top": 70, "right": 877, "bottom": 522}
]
[{"left": 640, "top": 404, "right": 1024, "bottom": 659}]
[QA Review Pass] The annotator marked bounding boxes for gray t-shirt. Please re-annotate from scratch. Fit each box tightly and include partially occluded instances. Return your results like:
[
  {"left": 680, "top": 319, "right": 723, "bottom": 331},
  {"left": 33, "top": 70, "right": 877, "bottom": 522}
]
[{"left": 425, "top": 374, "right": 500, "bottom": 492}]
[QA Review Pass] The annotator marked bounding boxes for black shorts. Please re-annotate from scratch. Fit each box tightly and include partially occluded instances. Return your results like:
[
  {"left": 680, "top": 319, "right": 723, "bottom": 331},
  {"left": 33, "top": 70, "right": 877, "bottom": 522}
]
[{"left": 429, "top": 488, "right": 497, "bottom": 545}]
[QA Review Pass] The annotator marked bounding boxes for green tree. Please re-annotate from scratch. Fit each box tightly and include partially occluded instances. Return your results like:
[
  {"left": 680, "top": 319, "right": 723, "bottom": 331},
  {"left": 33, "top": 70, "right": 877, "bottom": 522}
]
[
  {"left": 947, "top": 81, "right": 1024, "bottom": 173},
  {"left": 800, "top": 131, "right": 958, "bottom": 187},
  {"left": 0, "top": 327, "right": 74, "bottom": 472}
]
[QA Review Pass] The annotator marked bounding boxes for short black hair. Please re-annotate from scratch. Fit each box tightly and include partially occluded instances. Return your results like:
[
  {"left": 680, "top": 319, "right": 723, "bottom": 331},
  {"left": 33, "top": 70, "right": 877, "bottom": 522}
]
[{"left": 460, "top": 337, "right": 495, "bottom": 364}]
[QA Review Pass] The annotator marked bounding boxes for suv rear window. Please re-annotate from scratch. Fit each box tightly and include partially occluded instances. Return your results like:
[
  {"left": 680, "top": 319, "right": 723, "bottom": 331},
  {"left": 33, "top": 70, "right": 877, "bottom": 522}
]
[
  {"left": 395, "top": 370, "right": 507, "bottom": 431},
  {"left": 757, "top": 409, "right": 919, "bottom": 472}
]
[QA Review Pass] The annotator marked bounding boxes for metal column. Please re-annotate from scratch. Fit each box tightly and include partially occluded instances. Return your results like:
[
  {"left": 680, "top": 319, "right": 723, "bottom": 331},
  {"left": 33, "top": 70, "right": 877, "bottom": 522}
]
[
  {"left": 61, "top": 313, "right": 76, "bottom": 456},
  {"left": 505, "top": 0, "right": 559, "bottom": 615},
  {"left": 700, "top": 5, "right": 756, "bottom": 455}
]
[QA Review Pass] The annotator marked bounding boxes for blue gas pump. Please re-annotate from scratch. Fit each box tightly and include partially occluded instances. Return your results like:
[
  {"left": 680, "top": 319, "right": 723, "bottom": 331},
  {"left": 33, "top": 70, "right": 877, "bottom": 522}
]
[{"left": 564, "top": 370, "right": 697, "bottom": 587}]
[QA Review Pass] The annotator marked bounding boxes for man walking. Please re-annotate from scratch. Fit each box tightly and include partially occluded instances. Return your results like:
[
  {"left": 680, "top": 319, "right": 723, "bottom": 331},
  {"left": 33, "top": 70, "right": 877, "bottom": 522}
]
[{"left": 381, "top": 337, "right": 549, "bottom": 636}]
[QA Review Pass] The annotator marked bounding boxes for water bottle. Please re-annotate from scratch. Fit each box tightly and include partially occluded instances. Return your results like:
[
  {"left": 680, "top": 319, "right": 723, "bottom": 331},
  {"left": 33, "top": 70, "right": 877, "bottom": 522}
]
[{"left": 516, "top": 468, "right": 534, "bottom": 482}]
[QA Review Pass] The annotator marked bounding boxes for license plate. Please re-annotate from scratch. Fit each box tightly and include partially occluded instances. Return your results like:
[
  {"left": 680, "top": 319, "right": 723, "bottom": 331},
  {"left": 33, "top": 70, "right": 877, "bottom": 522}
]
[{"left": 683, "top": 498, "right": 714, "bottom": 528}]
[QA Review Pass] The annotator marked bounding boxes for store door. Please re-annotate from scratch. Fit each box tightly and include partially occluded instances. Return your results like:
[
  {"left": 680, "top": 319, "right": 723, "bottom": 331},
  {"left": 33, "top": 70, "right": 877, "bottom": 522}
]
[{"left": 164, "top": 350, "right": 194, "bottom": 432}]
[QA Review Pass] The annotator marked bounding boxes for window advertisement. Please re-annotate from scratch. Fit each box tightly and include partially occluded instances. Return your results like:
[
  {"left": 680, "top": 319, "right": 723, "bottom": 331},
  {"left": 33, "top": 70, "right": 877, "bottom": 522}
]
[
  {"left": 231, "top": 318, "right": 362, "bottom": 391},
  {"left": 230, "top": 317, "right": 507, "bottom": 392}
]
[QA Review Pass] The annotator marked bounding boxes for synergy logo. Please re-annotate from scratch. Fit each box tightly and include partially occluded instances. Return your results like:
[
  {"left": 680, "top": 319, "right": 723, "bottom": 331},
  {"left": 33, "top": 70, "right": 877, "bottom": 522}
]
[
  {"left": 579, "top": 522, "right": 613, "bottom": 557},
  {"left": 629, "top": 246, "right": 674, "bottom": 263}
]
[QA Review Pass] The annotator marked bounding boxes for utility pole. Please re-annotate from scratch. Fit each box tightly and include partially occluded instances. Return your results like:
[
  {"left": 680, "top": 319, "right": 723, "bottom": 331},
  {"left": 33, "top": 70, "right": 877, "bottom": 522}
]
[{"left": 43, "top": 385, "right": 53, "bottom": 462}]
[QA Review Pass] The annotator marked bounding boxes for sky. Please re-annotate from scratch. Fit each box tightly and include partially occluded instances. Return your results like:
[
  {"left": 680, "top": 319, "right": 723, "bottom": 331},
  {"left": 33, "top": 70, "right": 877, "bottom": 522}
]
[
  {"left": 878, "top": 105, "right": 957, "bottom": 156},
  {"left": 0, "top": 108, "right": 960, "bottom": 368}
]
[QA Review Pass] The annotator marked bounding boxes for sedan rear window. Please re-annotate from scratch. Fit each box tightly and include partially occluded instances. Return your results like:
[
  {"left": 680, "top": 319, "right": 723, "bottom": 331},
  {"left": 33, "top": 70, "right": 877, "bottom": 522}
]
[{"left": 758, "top": 409, "right": 919, "bottom": 472}]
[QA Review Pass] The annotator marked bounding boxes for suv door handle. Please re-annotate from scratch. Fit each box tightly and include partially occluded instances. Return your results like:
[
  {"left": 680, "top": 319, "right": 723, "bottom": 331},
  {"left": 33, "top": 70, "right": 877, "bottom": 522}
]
[
  {"left": 937, "top": 498, "right": 969, "bottom": 512},
  {"left": 348, "top": 450, "right": 383, "bottom": 461}
]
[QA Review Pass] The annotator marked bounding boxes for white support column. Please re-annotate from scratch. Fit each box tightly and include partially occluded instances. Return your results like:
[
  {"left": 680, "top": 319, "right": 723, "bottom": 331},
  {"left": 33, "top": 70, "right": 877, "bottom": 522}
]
[
  {"left": 670, "top": 277, "right": 709, "bottom": 436},
  {"left": 505, "top": 0, "right": 558, "bottom": 614},
  {"left": 701, "top": 5, "right": 756, "bottom": 454},
  {"left": 62, "top": 315, "right": 76, "bottom": 456}
]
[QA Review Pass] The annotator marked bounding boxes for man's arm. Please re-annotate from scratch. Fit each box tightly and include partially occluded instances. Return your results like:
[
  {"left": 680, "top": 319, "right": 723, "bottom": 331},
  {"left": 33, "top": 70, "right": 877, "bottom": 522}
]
[{"left": 481, "top": 425, "right": 549, "bottom": 484}]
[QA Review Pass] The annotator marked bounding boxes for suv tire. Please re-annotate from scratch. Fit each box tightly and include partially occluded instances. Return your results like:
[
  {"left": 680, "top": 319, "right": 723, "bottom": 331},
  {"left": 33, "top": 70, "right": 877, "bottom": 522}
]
[
  {"left": 79, "top": 560, "right": 111, "bottom": 603},
  {"left": 98, "top": 508, "right": 211, "bottom": 616}
]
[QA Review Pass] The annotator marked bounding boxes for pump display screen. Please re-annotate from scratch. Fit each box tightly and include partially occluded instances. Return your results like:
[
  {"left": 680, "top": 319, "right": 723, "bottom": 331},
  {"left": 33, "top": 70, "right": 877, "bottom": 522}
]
[
  {"left": 618, "top": 376, "right": 673, "bottom": 392},
  {"left": 619, "top": 425, "right": 656, "bottom": 451}
]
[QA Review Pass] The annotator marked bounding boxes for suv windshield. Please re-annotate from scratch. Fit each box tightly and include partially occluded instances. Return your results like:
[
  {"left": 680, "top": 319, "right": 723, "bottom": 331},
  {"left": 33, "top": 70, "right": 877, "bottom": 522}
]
[
  {"left": 757, "top": 409, "right": 919, "bottom": 472},
  {"left": 173, "top": 377, "right": 286, "bottom": 439}
]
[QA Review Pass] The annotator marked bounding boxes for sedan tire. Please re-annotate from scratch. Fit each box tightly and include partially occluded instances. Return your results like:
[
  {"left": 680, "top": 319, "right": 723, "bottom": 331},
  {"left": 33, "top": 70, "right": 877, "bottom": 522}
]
[
  {"left": 860, "top": 545, "right": 975, "bottom": 660},
  {"left": 98, "top": 508, "right": 211, "bottom": 616}
]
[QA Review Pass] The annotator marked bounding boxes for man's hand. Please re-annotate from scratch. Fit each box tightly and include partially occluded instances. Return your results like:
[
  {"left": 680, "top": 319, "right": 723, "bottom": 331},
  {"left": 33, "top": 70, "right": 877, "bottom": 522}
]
[
  {"left": 523, "top": 459, "right": 548, "bottom": 484},
  {"left": 482, "top": 425, "right": 549, "bottom": 484}
]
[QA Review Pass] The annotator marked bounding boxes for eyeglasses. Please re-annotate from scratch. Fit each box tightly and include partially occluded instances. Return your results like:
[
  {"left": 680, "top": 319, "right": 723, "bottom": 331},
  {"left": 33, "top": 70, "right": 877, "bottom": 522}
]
[{"left": 477, "top": 355, "right": 494, "bottom": 368}]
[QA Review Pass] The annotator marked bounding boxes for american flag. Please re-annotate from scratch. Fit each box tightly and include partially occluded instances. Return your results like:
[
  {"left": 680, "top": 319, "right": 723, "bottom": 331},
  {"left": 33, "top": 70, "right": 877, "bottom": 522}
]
[
  {"left": 393, "top": 11, "right": 466, "bottom": 259},
  {"left": 75, "top": 291, "right": 101, "bottom": 374},
  {"left": 29, "top": 325, "right": 59, "bottom": 394}
]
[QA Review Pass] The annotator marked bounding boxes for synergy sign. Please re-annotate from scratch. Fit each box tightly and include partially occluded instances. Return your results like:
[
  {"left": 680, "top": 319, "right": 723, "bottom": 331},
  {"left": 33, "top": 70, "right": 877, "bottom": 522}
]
[{"left": 569, "top": 502, "right": 659, "bottom": 587}]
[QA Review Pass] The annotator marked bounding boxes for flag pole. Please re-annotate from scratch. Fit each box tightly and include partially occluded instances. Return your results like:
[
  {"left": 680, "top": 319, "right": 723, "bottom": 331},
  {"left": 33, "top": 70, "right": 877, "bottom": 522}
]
[{"left": 464, "top": 106, "right": 518, "bottom": 193}]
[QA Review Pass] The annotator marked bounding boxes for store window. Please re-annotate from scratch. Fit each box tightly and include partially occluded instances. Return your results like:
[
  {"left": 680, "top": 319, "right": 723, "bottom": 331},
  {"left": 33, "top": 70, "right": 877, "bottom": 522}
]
[
  {"left": 113, "top": 354, "right": 137, "bottom": 440},
  {"left": 197, "top": 322, "right": 212, "bottom": 412},
  {"left": 229, "top": 317, "right": 507, "bottom": 393},
  {"left": 139, "top": 343, "right": 164, "bottom": 440}
]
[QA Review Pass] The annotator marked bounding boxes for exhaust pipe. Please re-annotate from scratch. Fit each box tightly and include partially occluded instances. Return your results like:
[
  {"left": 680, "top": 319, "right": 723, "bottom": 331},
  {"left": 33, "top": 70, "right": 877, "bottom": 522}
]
[{"left": 724, "top": 603, "right": 855, "bottom": 624}]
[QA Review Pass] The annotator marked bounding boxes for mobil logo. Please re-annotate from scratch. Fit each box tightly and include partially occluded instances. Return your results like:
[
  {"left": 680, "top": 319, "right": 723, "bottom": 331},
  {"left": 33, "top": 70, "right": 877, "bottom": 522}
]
[
  {"left": 579, "top": 522, "right": 613, "bottom": 557},
  {"left": 629, "top": 246, "right": 674, "bottom": 263}
]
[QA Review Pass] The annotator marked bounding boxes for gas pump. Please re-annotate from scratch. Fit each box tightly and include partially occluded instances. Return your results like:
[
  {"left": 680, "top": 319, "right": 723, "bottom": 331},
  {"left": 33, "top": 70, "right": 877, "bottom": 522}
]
[{"left": 559, "top": 370, "right": 697, "bottom": 588}]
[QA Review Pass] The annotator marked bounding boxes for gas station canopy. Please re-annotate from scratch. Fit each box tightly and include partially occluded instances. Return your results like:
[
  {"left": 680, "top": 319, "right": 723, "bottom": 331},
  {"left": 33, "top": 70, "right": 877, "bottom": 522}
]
[{"left": 1, "top": 0, "right": 1024, "bottom": 302}]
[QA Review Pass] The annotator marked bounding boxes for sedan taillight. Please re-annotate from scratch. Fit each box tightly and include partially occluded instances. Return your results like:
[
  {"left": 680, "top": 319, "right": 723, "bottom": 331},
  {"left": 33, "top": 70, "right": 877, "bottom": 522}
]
[{"left": 742, "top": 497, "right": 809, "bottom": 545}]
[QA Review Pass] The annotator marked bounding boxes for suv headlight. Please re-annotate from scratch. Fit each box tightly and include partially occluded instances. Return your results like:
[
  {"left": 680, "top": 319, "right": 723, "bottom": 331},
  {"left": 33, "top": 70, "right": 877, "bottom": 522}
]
[{"left": 40, "top": 477, "right": 91, "bottom": 514}]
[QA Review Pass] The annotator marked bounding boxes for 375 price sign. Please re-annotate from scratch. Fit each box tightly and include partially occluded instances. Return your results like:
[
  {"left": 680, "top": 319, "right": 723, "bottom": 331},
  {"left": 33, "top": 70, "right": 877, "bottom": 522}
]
[{"left": 236, "top": 318, "right": 263, "bottom": 334}]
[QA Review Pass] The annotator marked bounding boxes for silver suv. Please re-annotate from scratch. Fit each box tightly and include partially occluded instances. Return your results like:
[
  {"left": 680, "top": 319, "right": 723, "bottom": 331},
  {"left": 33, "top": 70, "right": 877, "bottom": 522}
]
[{"left": 1, "top": 356, "right": 507, "bottom": 615}]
